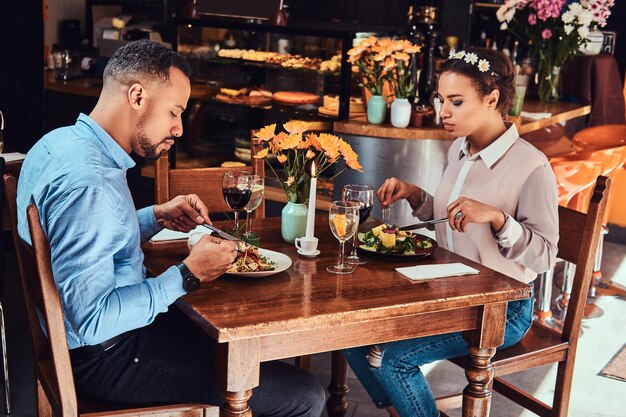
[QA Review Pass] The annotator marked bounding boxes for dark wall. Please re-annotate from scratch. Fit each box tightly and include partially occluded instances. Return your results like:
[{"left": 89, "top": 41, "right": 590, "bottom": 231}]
[
  {"left": 604, "top": 0, "right": 626, "bottom": 79},
  {"left": 0, "top": 1, "right": 45, "bottom": 153},
  {"left": 286, "top": 0, "right": 410, "bottom": 27}
]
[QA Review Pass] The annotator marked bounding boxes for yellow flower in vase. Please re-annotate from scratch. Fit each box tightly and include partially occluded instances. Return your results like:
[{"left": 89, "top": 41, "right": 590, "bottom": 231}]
[{"left": 252, "top": 121, "right": 362, "bottom": 204}]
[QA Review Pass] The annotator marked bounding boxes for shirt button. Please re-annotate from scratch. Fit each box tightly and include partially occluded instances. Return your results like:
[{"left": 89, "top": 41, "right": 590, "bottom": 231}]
[{"left": 133, "top": 357, "right": 139, "bottom": 363}]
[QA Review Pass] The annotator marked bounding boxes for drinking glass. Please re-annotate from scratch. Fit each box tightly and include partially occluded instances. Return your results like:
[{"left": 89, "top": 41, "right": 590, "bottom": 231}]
[
  {"left": 342, "top": 184, "right": 374, "bottom": 265},
  {"left": 222, "top": 171, "right": 253, "bottom": 235},
  {"left": 244, "top": 175, "right": 264, "bottom": 239},
  {"left": 327, "top": 201, "right": 360, "bottom": 274}
]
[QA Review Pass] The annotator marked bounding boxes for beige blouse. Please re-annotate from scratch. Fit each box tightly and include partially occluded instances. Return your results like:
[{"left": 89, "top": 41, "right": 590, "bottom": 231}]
[{"left": 414, "top": 124, "right": 559, "bottom": 284}]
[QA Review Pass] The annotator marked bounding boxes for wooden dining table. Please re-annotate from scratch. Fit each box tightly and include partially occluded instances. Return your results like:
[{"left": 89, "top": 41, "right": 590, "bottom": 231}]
[{"left": 143, "top": 216, "right": 532, "bottom": 417}]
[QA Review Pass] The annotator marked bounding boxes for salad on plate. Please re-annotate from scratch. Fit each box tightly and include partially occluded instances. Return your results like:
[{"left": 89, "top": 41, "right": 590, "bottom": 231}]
[{"left": 357, "top": 224, "right": 434, "bottom": 255}]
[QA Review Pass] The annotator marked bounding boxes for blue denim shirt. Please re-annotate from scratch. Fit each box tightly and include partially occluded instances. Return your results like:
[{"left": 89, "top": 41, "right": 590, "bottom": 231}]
[{"left": 17, "top": 113, "right": 186, "bottom": 349}]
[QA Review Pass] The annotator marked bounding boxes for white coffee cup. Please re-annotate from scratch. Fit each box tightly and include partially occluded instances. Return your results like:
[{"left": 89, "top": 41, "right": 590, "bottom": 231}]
[{"left": 295, "top": 237, "right": 318, "bottom": 254}]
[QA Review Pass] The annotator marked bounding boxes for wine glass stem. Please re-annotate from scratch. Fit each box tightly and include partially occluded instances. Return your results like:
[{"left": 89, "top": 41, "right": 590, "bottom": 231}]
[
  {"left": 350, "top": 232, "right": 358, "bottom": 257},
  {"left": 234, "top": 210, "right": 240, "bottom": 233},
  {"left": 245, "top": 210, "right": 252, "bottom": 235},
  {"left": 338, "top": 240, "right": 346, "bottom": 269}
]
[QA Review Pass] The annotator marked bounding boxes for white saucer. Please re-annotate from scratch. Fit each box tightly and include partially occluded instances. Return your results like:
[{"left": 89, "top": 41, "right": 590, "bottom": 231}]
[{"left": 297, "top": 249, "right": 320, "bottom": 258}]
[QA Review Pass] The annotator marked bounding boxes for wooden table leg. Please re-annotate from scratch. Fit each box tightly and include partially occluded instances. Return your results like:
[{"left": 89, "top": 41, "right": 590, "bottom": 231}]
[
  {"left": 462, "top": 302, "right": 507, "bottom": 417},
  {"left": 462, "top": 345, "right": 497, "bottom": 417},
  {"left": 326, "top": 350, "right": 349, "bottom": 417},
  {"left": 221, "top": 390, "right": 253, "bottom": 417},
  {"left": 217, "top": 340, "right": 260, "bottom": 417}
]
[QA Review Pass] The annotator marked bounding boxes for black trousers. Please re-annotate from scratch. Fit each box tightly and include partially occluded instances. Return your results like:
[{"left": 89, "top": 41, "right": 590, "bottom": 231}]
[{"left": 71, "top": 308, "right": 325, "bottom": 417}]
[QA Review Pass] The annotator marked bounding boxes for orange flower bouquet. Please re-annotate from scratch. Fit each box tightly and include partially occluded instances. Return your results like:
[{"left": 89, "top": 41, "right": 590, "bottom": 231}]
[
  {"left": 347, "top": 36, "right": 392, "bottom": 96},
  {"left": 384, "top": 39, "right": 421, "bottom": 99},
  {"left": 253, "top": 121, "right": 362, "bottom": 204},
  {"left": 348, "top": 37, "right": 421, "bottom": 98}
]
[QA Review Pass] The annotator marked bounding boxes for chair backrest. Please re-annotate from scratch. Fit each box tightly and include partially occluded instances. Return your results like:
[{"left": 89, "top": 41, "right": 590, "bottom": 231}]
[
  {"left": 3, "top": 174, "right": 79, "bottom": 416},
  {"left": 27, "top": 203, "right": 79, "bottom": 416},
  {"left": 154, "top": 144, "right": 265, "bottom": 218},
  {"left": 3, "top": 175, "right": 50, "bottom": 364},
  {"left": 0, "top": 158, "right": 4, "bottom": 297},
  {"left": 557, "top": 175, "right": 610, "bottom": 344}
]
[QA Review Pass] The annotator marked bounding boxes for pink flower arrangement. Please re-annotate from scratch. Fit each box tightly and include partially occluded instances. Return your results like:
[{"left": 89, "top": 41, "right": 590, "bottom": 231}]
[
  {"left": 497, "top": 0, "right": 615, "bottom": 66},
  {"left": 588, "top": 0, "right": 615, "bottom": 27},
  {"left": 497, "top": 0, "right": 615, "bottom": 101},
  {"left": 532, "top": 0, "right": 566, "bottom": 21}
]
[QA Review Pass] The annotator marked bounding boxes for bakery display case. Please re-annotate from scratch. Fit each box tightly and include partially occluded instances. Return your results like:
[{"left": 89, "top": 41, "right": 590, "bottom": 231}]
[{"left": 174, "top": 16, "right": 362, "bottom": 169}]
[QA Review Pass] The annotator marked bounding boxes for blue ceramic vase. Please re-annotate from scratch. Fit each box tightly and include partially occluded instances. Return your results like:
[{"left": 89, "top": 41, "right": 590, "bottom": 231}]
[
  {"left": 367, "top": 95, "right": 387, "bottom": 125},
  {"left": 281, "top": 202, "right": 308, "bottom": 244}
]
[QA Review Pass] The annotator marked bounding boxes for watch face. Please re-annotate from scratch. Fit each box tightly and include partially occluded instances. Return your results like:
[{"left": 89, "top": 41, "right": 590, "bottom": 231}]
[{"left": 183, "top": 276, "right": 201, "bottom": 293}]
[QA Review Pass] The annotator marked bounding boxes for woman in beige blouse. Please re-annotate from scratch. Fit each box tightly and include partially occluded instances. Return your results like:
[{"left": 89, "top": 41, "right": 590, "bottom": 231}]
[{"left": 344, "top": 48, "right": 559, "bottom": 417}]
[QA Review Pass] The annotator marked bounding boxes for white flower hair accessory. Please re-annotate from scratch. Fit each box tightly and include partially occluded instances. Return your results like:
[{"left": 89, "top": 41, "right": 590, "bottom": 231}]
[{"left": 448, "top": 50, "right": 499, "bottom": 78}]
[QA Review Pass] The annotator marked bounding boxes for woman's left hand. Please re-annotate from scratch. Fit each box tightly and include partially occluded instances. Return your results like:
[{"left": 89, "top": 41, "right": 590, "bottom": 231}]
[{"left": 446, "top": 197, "right": 506, "bottom": 233}]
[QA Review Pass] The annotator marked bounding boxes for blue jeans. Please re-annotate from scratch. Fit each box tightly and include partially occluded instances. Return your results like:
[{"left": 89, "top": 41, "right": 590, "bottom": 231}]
[{"left": 344, "top": 297, "right": 534, "bottom": 417}]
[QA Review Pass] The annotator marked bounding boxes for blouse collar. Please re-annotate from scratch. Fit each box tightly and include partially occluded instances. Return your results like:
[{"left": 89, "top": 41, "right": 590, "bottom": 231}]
[{"left": 458, "top": 123, "right": 519, "bottom": 168}]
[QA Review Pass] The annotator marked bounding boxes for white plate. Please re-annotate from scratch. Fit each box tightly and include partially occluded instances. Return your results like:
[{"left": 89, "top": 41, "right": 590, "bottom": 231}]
[{"left": 226, "top": 248, "right": 292, "bottom": 278}]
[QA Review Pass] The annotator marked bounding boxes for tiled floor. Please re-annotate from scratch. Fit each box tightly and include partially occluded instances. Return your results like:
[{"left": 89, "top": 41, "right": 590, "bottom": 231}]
[{"left": 1, "top": 242, "right": 625, "bottom": 417}]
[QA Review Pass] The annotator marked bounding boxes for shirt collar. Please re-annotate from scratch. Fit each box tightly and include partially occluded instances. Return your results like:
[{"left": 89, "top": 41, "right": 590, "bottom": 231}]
[
  {"left": 458, "top": 123, "right": 519, "bottom": 168},
  {"left": 76, "top": 113, "right": 136, "bottom": 170}
]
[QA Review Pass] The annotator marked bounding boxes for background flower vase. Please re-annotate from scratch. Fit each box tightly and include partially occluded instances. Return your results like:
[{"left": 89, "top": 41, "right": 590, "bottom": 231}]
[
  {"left": 367, "top": 95, "right": 387, "bottom": 125},
  {"left": 390, "top": 98, "right": 411, "bottom": 128},
  {"left": 496, "top": 1, "right": 615, "bottom": 103},
  {"left": 537, "top": 65, "right": 561, "bottom": 103},
  {"left": 281, "top": 202, "right": 308, "bottom": 243},
  {"left": 348, "top": 37, "right": 420, "bottom": 126},
  {"left": 383, "top": 41, "right": 420, "bottom": 127}
]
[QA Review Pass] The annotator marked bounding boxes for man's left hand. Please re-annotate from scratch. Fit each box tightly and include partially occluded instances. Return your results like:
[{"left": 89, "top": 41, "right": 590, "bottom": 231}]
[{"left": 154, "top": 194, "right": 211, "bottom": 232}]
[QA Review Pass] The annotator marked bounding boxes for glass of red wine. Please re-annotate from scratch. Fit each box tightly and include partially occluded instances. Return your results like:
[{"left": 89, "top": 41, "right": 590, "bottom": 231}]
[
  {"left": 222, "top": 171, "right": 253, "bottom": 235},
  {"left": 342, "top": 184, "right": 374, "bottom": 265}
]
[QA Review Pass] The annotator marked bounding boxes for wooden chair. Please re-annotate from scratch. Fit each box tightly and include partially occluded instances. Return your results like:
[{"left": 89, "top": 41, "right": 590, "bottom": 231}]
[
  {"left": 3, "top": 174, "right": 218, "bottom": 417},
  {"left": 154, "top": 142, "right": 265, "bottom": 218},
  {"left": 0, "top": 158, "right": 10, "bottom": 414},
  {"left": 437, "top": 176, "right": 611, "bottom": 417}
]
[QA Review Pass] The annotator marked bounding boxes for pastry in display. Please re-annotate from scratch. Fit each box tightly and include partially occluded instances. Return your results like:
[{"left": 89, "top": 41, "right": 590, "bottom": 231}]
[
  {"left": 216, "top": 87, "right": 273, "bottom": 106},
  {"left": 319, "top": 95, "right": 366, "bottom": 116},
  {"left": 218, "top": 49, "right": 247, "bottom": 59},
  {"left": 218, "top": 49, "right": 322, "bottom": 71},
  {"left": 273, "top": 91, "right": 320, "bottom": 105},
  {"left": 320, "top": 55, "right": 342, "bottom": 72},
  {"left": 241, "top": 50, "right": 279, "bottom": 62},
  {"left": 280, "top": 55, "right": 322, "bottom": 70}
]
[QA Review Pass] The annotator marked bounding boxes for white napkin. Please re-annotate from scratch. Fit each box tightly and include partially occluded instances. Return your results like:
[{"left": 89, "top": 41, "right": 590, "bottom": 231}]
[
  {"left": 150, "top": 225, "right": 211, "bottom": 242},
  {"left": 520, "top": 111, "right": 552, "bottom": 120},
  {"left": 1, "top": 152, "right": 26, "bottom": 162},
  {"left": 395, "top": 263, "right": 479, "bottom": 281}
]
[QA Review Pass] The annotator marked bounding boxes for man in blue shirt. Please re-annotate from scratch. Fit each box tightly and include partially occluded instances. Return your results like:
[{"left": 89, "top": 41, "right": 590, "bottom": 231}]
[{"left": 17, "top": 40, "right": 324, "bottom": 417}]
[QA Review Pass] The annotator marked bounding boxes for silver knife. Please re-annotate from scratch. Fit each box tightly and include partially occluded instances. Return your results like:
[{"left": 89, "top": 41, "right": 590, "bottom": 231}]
[
  {"left": 201, "top": 224, "right": 239, "bottom": 241},
  {"left": 398, "top": 212, "right": 462, "bottom": 231}
]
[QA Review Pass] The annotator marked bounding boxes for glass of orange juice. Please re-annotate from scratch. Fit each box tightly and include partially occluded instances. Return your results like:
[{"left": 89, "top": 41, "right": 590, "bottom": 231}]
[{"left": 327, "top": 201, "right": 360, "bottom": 274}]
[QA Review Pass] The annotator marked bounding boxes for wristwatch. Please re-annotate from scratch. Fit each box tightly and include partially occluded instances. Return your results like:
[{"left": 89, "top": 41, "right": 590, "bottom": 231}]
[{"left": 176, "top": 262, "right": 200, "bottom": 293}]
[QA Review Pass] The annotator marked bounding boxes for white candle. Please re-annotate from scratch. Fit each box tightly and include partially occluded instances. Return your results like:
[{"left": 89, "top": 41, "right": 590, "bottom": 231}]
[{"left": 305, "top": 162, "right": 317, "bottom": 239}]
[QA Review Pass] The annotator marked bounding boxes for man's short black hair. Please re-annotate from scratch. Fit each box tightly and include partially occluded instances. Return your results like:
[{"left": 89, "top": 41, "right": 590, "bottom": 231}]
[{"left": 103, "top": 39, "right": 191, "bottom": 87}]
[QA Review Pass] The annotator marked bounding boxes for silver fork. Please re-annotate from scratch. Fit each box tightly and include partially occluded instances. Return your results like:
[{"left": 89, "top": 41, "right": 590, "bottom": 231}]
[{"left": 381, "top": 206, "right": 391, "bottom": 224}]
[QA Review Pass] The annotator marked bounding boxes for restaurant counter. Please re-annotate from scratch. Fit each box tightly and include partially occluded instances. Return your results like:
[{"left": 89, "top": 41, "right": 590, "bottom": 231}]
[{"left": 332, "top": 101, "right": 591, "bottom": 226}]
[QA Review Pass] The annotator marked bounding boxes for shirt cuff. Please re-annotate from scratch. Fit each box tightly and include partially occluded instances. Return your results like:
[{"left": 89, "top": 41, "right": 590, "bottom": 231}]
[
  {"left": 495, "top": 213, "right": 523, "bottom": 248},
  {"left": 154, "top": 265, "right": 187, "bottom": 304},
  {"left": 411, "top": 190, "right": 432, "bottom": 220},
  {"left": 137, "top": 206, "right": 163, "bottom": 242}
]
